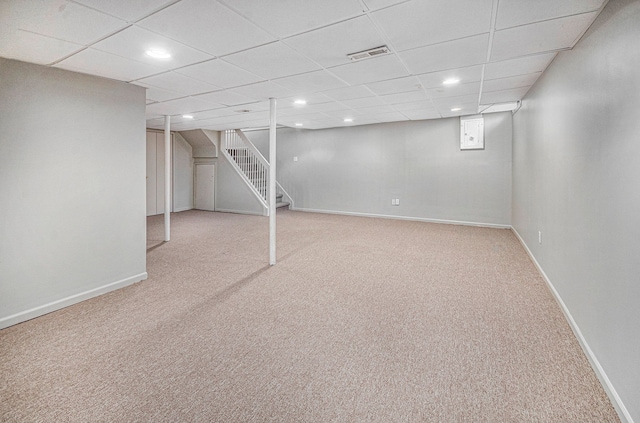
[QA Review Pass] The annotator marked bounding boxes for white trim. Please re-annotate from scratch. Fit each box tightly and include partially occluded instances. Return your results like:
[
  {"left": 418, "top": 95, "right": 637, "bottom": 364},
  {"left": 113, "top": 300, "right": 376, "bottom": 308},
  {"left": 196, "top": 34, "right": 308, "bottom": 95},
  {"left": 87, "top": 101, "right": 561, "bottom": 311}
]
[
  {"left": 0, "top": 272, "right": 148, "bottom": 330},
  {"left": 290, "top": 207, "right": 511, "bottom": 229},
  {"left": 214, "top": 208, "right": 264, "bottom": 216},
  {"left": 511, "top": 227, "right": 633, "bottom": 423}
]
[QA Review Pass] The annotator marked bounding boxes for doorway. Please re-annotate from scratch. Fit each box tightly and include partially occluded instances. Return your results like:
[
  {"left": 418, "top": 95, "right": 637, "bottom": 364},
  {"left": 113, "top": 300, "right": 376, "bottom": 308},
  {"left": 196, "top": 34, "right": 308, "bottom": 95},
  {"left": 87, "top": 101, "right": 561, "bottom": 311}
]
[{"left": 195, "top": 164, "right": 215, "bottom": 211}]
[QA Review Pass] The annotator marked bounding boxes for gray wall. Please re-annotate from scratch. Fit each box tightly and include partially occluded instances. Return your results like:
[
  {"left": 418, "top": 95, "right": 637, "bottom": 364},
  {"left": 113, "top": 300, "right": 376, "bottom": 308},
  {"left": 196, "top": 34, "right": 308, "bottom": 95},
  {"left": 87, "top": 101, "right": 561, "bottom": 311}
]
[
  {"left": 173, "top": 132, "right": 194, "bottom": 212},
  {"left": 250, "top": 113, "right": 512, "bottom": 226},
  {"left": 511, "top": 0, "right": 640, "bottom": 420},
  {"left": 0, "top": 58, "right": 147, "bottom": 328},
  {"left": 215, "top": 154, "right": 266, "bottom": 216}
]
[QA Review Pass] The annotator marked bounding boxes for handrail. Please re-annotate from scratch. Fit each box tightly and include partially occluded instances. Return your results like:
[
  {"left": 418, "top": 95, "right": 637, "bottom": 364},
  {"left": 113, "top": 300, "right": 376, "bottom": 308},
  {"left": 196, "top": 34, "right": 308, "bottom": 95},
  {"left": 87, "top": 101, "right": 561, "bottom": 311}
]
[{"left": 222, "top": 130, "right": 270, "bottom": 209}]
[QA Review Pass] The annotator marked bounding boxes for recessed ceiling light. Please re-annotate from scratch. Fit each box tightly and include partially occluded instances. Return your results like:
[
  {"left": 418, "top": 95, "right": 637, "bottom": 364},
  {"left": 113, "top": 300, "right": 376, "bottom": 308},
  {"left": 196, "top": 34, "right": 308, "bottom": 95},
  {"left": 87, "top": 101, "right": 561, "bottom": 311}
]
[
  {"left": 442, "top": 78, "right": 460, "bottom": 86},
  {"left": 451, "top": 107, "right": 462, "bottom": 112},
  {"left": 145, "top": 48, "right": 171, "bottom": 59},
  {"left": 344, "top": 118, "right": 353, "bottom": 123},
  {"left": 182, "top": 114, "right": 194, "bottom": 119},
  {"left": 295, "top": 123, "right": 303, "bottom": 126},
  {"left": 294, "top": 99, "right": 307, "bottom": 105}
]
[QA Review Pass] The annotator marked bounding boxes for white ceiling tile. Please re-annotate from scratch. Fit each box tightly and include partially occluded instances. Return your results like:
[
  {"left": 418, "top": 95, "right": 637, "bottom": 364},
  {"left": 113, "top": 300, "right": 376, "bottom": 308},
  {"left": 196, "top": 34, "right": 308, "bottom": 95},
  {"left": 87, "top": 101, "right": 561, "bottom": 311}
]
[
  {"left": 329, "top": 54, "right": 409, "bottom": 85},
  {"left": 274, "top": 70, "right": 348, "bottom": 94},
  {"left": 380, "top": 90, "right": 429, "bottom": 105},
  {"left": 491, "top": 12, "right": 599, "bottom": 61},
  {"left": 187, "top": 107, "right": 239, "bottom": 120},
  {"left": 482, "top": 73, "right": 541, "bottom": 93},
  {"left": 400, "top": 34, "right": 490, "bottom": 75},
  {"left": 283, "top": 16, "right": 386, "bottom": 68},
  {"left": 136, "top": 71, "right": 220, "bottom": 96},
  {"left": 418, "top": 65, "right": 484, "bottom": 89},
  {"left": 371, "top": 112, "right": 409, "bottom": 122},
  {"left": 72, "top": 0, "right": 177, "bottom": 22},
  {"left": 439, "top": 103, "right": 478, "bottom": 118},
  {"left": 223, "top": 42, "right": 321, "bottom": 80},
  {"left": 366, "top": 76, "right": 422, "bottom": 95},
  {"left": 232, "top": 81, "right": 296, "bottom": 101},
  {"left": 92, "top": 26, "right": 212, "bottom": 70},
  {"left": 0, "top": 28, "right": 82, "bottom": 65},
  {"left": 484, "top": 53, "right": 556, "bottom": 79},
  {"left": 219, "top": 0, "right": 364, "bottom": 38},
  {"left": 322, "top": 85, "right": 376, "bottom": 101},
  {"left": 136, "top": 83, "right": 185, "bottom": 102},
  {"left": 371, "top": 0, "right": 493, "bottom": 51},
  {"left": 137, "top": 0, "right": 275, "bottom": 56},
  {"left": 402, "top": 109, "right": 441, "bottom": 120},
  {"left": 340, "top": 96, "right": 387, "bottom": 109},
  {"left": 145, "top": 96, "right": 220, "bottom": 116},
  {"left": 362, "top": 0, "right": 408, "bottom": 11},
  {"left": 55, "top": 48, "right": 164, "bottom": 81},
  {"left": 193, "top": 90, "right": 258, "bottom": 107},
  {"left": 354, "top": 105, "right": 397, "bottom": 115},
  {"left": 176, "top": 59, "right": 264, "bottom": 89},
  {"left": 480, "top": 87, "right": 530, "bottom": 104},
  {"left": 281, "top": 102, "right": 350, "bottom": 115},
  {"left": 392, "top": 100, "right": 436, "bottom": 112},
  {"left": 433, "top": 94, "right": 479, "bottom": 110},
  {"left": 2, "top": 0, "right": 127, "bottom": 45},
  {"left": 280, "top": 93, "right": 335, "bottom": 108},
  {"left": 496, "top": 0, "right": 605, "bottom": 29},
  {"left": 427, "top": 82, "right": 481, "bottom": 99}
]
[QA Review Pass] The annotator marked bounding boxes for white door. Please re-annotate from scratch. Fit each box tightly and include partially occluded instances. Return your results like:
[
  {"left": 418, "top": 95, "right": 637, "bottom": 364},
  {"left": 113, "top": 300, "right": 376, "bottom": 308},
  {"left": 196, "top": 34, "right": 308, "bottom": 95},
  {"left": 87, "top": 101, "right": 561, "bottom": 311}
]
[
  {"left": 195, "top": 164, "right": 215, "bottom": 211},
  {"left": 146, "top": 133, "right": 157, "bottom": 216}
]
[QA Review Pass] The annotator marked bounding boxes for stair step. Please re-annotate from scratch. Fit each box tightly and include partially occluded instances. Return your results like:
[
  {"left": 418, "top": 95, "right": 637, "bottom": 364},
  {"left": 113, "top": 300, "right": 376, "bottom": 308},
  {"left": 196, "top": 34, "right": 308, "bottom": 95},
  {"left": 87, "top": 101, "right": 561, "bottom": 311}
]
[{"left": 275, "top": 201, "right": 290, "bottom": 209}]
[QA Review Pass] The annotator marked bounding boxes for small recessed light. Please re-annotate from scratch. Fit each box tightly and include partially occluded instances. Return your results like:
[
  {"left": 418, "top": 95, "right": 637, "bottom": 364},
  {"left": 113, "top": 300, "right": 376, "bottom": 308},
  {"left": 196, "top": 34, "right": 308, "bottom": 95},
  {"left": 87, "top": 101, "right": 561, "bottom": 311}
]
[
  {"left": 451, "top": 107, "right": 462, "bottom": 112},
  {"left": 294, "top": 99, "right": 307, "bottom": 105},
  {"left": 443, "top": 78, "right": 460, "bottom": 86},
  {"left": 295, "top": 123, "right": 303, "bottom": 126},
  {"left": 344, "top": 118, "right": 353, "bottom": 123},
  {"left": 145, "top": 48, "right": 171, "bottom": 59},
  {"left": 182, "top": 114, "right": 194, "bottom": 119}
]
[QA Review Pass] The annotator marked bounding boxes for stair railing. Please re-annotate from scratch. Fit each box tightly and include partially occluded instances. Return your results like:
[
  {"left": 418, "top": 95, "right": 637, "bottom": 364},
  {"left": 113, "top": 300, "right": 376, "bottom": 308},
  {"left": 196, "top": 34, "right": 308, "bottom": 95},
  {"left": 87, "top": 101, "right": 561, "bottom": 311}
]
[{"left": 222, "top": 129, "right": 270, "bottom": 211}]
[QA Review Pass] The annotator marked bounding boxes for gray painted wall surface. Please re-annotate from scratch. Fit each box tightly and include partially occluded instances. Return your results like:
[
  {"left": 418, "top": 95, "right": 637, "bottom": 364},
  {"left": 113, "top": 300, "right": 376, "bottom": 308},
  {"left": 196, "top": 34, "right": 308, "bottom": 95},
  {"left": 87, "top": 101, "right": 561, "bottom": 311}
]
[
  {"left": 0, "top": 59, "right": 147, "bottom": 327},
  {"left": 215, "top": 153, "right": 266, "bottom": 216},
  {"left": 173, "top": 132, "right": 194, "bottom": 212},
  {"left": 512, "top": 0, "right": 640, "bottom": 419},
  {"left": 249, "top": 113, "right": 512, "bottom": 226}
]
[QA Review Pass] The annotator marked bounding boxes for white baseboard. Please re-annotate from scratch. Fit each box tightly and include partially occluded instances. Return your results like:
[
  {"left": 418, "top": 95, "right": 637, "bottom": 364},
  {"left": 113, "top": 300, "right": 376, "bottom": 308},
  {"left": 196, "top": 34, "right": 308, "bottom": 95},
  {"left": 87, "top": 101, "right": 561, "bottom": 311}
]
[
  {"left": 290, "top": 207, "right": 511, "bottom": 229},
  {"left": 0, "top": 272, "right": 148, "bottom": 330},
  {"left": 215, "top": 208, "right": 265, "bottom": 216},
  {"left": 173, "top": 206, "right": 193, "bottom": 212},
  {"left": 511, "top": 227, "right": 633, "bottom": 423}
]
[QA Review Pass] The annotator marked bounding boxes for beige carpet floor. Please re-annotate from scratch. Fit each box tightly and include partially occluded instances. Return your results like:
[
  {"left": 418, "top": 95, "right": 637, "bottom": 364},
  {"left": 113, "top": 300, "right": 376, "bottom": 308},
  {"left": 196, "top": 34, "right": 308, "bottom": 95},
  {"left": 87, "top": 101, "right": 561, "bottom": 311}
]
[{"left": 1, "top": 209, "right": 619, "bottom": 422}]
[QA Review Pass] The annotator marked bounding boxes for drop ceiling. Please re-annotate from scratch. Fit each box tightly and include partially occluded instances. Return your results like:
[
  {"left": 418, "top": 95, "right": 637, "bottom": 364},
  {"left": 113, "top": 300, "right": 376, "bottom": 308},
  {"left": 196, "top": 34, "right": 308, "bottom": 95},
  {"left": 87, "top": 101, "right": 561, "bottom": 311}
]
[{"left": 0, "top": 0, "right": 606, "bottom": 131}]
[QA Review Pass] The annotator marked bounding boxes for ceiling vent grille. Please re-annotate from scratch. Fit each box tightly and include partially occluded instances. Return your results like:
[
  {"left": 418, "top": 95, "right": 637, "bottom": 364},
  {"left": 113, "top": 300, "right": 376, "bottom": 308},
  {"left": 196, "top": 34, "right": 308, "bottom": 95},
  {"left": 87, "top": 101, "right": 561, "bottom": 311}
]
[{"left": 347, "top": 46, "right": 390, "bottom": 61}]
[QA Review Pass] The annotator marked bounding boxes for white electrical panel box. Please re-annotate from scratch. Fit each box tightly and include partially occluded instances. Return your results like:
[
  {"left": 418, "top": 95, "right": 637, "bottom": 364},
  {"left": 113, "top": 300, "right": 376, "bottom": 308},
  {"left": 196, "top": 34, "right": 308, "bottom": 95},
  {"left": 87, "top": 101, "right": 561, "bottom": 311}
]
[{"left": 460, "top": 116, "right": 484, "bottom": 150}]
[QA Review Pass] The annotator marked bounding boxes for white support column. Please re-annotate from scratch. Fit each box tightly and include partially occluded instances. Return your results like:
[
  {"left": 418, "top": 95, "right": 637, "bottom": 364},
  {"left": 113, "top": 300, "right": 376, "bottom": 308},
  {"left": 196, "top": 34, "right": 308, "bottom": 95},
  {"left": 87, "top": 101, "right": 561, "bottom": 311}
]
[
  {"left": 269, "top": 98, "right": 277, "bottom": 265},
  {"left": 164, "top": 115, "right": 171, "bottom": 242}
]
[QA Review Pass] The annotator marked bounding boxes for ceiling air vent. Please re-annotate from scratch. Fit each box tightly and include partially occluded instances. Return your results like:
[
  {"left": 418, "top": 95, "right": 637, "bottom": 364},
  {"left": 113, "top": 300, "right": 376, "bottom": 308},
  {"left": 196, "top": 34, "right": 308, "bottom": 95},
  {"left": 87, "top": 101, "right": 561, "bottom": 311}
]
[{"left": 347, "top": 46, "right": 390, "bottom": 61}]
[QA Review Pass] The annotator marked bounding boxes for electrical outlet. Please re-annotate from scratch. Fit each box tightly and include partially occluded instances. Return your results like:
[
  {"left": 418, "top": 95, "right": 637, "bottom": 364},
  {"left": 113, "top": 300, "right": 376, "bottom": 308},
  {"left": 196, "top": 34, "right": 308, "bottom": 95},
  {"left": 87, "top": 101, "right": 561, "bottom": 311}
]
[
  {"left": 395, "top": 198, "right": 400, "bottom": 206},
  {"left": 538, "top": 231, "right": 542, "bottom": 244},
  {"left": 293, "top": 156, "right": 298, "bottom": 162},
  {"left": 391, "top": 198, "right": 400, "bottom": 206}
]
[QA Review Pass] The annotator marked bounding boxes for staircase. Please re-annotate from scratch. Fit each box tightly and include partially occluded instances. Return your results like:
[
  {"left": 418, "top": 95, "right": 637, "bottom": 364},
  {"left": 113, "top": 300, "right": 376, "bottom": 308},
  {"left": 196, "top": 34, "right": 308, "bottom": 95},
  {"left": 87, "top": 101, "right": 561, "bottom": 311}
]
[{"left": 222, "top": 129, "right": 290, "bottom": 213}]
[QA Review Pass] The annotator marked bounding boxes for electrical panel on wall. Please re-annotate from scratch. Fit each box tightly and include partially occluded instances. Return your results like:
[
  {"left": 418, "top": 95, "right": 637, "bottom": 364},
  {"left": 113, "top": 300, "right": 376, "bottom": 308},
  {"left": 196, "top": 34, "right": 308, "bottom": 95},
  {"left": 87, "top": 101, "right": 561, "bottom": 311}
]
[{"left": 460, "top": 116, "right": 484, "bottom": 150}]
